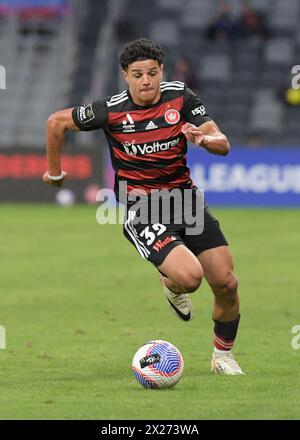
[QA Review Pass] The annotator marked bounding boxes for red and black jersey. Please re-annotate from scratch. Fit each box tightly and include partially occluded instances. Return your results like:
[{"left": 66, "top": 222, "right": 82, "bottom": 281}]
[{"left": 72, "top": 81, "right": 211, "bottom": 201}]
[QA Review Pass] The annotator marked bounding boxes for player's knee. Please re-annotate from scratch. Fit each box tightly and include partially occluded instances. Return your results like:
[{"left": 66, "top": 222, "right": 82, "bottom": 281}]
[
  {"left": 215, "top": 271, "right": 238, "bottom": 298},
  {"left": 178, "top": 268, "right": 203, "bottom": 293}
]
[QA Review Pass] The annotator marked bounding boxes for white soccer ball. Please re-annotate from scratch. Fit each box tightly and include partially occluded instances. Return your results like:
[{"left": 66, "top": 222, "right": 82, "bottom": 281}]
[
  {"left": 132, "top": 340, "right": 184, "bottom": 389},
  {"left": 55, "top": 189, "right": 76, "bottom": 206}
]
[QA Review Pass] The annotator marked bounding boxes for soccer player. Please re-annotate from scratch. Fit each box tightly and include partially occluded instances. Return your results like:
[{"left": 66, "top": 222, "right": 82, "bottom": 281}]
[{"left": 43, "top": 38, "right": 244, "bottom": 375}]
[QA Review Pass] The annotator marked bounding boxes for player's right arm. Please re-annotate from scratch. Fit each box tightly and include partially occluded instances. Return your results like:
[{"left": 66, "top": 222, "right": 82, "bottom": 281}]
[
  {"left": 43, "top": 100, "right": 108, "bottom": 187},
  {"left": 43, "top": 108, "right": 79, "bottom": 187}
]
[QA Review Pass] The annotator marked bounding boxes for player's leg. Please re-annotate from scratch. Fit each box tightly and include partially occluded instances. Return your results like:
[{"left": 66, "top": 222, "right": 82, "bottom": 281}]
[
  {"left": 198, "top": 245, "right": 239, "bottom": 322},
  {"left": 183, "top": 208, "right": 244, "bottom": 375},
  {"left": 197, "top": 245, "right": 244, "bottom": 375},
  {"left": 123, "top": 209, "right": 203, "bottom": 321},
  {"left": 157, "top": 244, "right": 203, "bottom": 321},
  {"left": 157, "top": 244, "right": 204, "bottom": 321},
  {"left": 158, "top": 244, "right": 204, "bottom": 293}
]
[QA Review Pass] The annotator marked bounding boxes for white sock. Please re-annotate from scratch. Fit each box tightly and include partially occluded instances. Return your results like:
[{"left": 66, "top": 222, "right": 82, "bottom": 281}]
[{"left": 214, "top": 347, "right": 231, "bottom": 357}]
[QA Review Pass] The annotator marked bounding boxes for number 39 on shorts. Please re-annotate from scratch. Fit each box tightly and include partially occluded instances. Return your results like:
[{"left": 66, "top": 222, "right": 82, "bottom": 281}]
[{"left": 139, "top": 224, "right": 167, "bottom": 245}]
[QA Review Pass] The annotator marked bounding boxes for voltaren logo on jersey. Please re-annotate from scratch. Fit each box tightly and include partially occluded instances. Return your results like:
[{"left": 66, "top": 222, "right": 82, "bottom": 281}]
[
  {"left": 122, "top": 138, "right": 180, "bottom": 156},
  {"left": 122, "top": 113, "right": 135, "bottom": 132},
  {"left": 164, "top": 109, "right": 180, "bottom": 125}
]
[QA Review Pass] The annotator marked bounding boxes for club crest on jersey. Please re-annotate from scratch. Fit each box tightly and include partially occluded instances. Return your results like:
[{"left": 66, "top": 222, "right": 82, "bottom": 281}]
[{"left": 164, "top": 109, "right": 180, "bottom": 125}]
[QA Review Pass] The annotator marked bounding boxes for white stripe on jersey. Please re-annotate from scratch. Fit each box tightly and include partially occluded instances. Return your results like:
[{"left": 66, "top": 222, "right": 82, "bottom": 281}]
[
  {"left": 106, "top": 95, "right": 129, "bottom": 107},
  {"left": 160, "top": 81, "right": 185, "bottom": 89},
  {"left": 161, "top": 86, "right": 185, "bottom": 92},
  {"left": 160, "top": 87, "right": 185, "bottom": 91},
  {"left": 108, "top": 90, "right": 127, "bottom": 102},
  {"left": 161, "top": 80, "right": 185, "bottom": 85}
]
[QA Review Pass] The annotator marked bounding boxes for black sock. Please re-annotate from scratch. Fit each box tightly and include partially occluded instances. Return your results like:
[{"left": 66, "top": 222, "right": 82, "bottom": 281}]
[{"left": 213, "top": 314, "right": 240, "bottom": 351}]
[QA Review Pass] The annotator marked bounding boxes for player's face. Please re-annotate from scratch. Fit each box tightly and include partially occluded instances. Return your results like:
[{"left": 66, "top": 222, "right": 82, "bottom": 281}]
[{"left": 123, "top": 59, "right": 163, "bottom": 106}]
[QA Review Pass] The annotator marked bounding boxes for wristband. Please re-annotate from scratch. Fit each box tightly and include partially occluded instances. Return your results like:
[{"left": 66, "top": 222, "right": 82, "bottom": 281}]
[{"left": 47, "top": 171, "right": 65, "bottom": 181}]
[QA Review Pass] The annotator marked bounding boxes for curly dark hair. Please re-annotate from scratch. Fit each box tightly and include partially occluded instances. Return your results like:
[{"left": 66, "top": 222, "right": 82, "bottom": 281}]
[{"left": 119, "top": 38, "right": 165, "bottom": 70}]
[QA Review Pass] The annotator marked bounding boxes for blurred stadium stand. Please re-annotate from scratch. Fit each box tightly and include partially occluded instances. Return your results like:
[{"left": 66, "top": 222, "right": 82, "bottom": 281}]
[
  {"left": 0, "top": 0, "right": 76, "bottom": 147},
  {"left": 0, "top": 0, "right": 299, "bottom": 148}
]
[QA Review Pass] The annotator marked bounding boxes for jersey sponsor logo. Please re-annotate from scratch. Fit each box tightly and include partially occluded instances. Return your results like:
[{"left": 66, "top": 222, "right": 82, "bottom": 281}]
[
  {"left": 122, "top": 138, "right": 180, "bottom": 156},
  {"left": 145, "top": 120, "right": 158, "bottom": 130},
  {"left": 191, "top": 105, "right": 207, "bottom": 116},
  {"left": 77, "top": 104, "right": 95, "bottom": 124},
  {"left": 153, "top": 235, "right": 176, "bottom": 252},
  {"left": 123, "top": 141, "right": 138, "bottom": 155},
  {"left": 164, "top": 109, "right": 180, "bottom": 125},
  {"left": 122, "top": 113, "right": 135, "bottom": 132}
]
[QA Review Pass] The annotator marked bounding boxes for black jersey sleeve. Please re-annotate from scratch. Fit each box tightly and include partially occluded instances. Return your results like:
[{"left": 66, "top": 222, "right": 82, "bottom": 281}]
[
  {"left": 182, "top": 86, "right": 212, "bottom": 126},
  {"left": 72, "top": 100, "right": 108, "bottom": 131}
]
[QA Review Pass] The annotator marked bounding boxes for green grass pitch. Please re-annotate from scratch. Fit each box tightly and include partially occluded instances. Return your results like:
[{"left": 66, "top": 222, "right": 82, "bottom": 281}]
[{"left": 0, "top": 204, "right": 300, "bottom": 420}]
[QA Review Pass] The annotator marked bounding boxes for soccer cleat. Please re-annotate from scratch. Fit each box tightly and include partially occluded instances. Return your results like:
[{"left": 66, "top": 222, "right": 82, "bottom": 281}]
[
  {"left": 161, "top": 279, "right": 193, "bottom": 321},
  {"left": 211, "top": 351, "right": 245, "bottom": 375}
]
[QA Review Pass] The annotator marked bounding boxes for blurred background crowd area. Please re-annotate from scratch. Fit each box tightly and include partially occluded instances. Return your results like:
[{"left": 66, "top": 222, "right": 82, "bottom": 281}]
[{"left": 0, "top": 0, "right": 299, "bottom": 149}]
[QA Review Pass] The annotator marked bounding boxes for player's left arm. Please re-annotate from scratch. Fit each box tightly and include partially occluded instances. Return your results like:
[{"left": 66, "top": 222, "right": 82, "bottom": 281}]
[{"left": 181, "top": 120, "right": 230, "bottom": 156}]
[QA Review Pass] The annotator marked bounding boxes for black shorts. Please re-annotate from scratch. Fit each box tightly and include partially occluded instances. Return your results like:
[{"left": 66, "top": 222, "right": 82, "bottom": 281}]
[{"left": 123, "top": 207, "right": 228, "bottom": 267}]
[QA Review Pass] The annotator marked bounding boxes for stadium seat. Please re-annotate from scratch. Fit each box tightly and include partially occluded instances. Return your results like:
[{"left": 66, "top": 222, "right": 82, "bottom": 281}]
[
  {"left": 248, "top": 0, "right": 272, "bottom": 14},
  {"left": 0, "top": 7, "right": 75, "bottom": 147},
  {"left": 156, "top": 0, "right": 183, "bottom": 12},
  {"left": 251, "top": 100, "right": 283, "bottom": 133},
  {"left": 1, "top": 0, "right": 300, "bottom": 148},
  {"left": 181, "top": 0, "right": 215, "bottom": 30},
  {"left": 270, "top": 11, "right": 298, "bottom": 35},
  {"left": 149, "top": 19, "right": 179, "bottom": 47},
  {"left": 201, "top": 54, "right": 231, "bottom": 82},
  {"left": 222, "top": 103, "right": 250, "bottom": 122},
  {"left": 264, "top": 38, "right": 294, "bottom": 64}
]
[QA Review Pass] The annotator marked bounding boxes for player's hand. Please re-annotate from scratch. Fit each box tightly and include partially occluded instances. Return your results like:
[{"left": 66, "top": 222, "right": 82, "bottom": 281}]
[
  {"left": 181, "top": 123, "right": 206, "bottom": 146},
  {"left": 43, "top": 171, "right": 67, "bottom": 187}
]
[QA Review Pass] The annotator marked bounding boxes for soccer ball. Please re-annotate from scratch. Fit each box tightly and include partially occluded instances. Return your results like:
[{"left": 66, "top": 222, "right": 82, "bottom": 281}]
[
  {"left": 132, "top": 340, "right": 184, "bottom": 389},
  {"left": 55, "top": 188, "right": 75, "bottom": 206}
]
